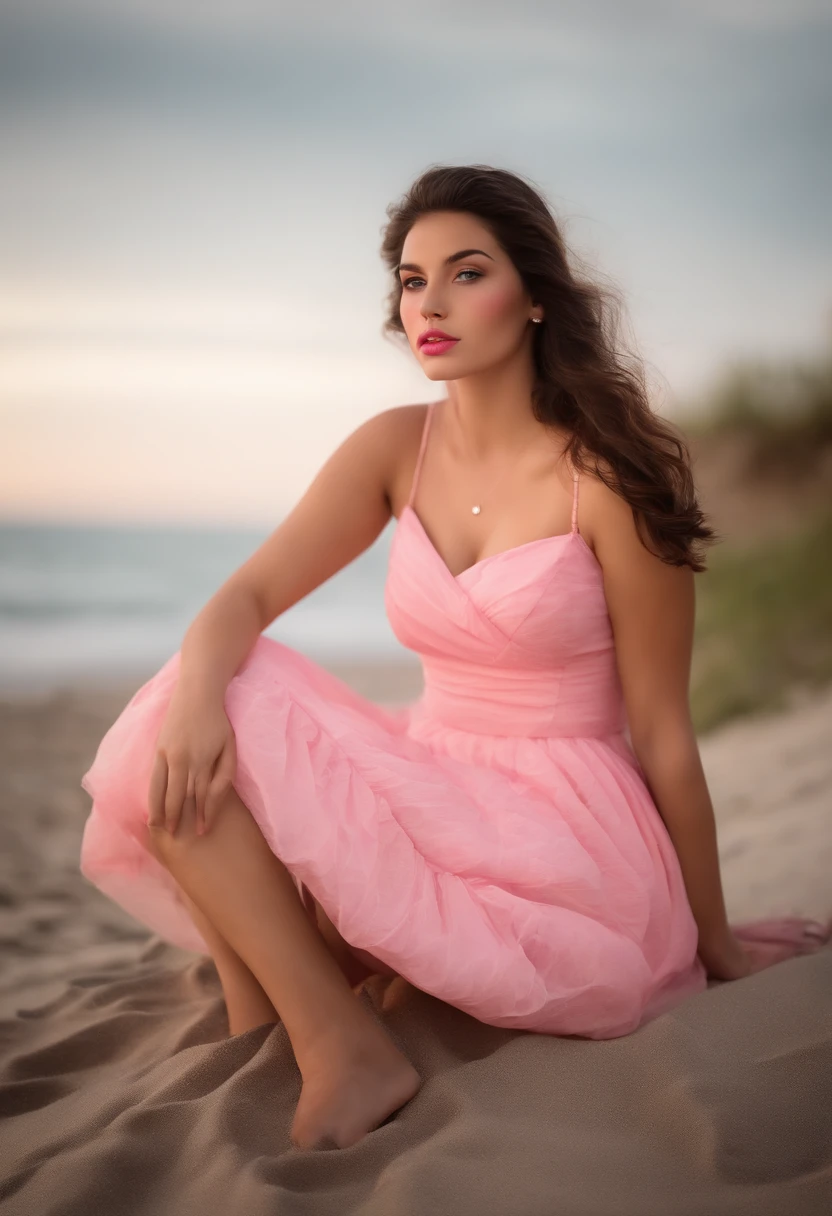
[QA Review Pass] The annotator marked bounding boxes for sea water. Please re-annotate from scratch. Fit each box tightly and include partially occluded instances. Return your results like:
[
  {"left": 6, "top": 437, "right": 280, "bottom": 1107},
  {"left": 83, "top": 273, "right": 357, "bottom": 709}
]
[{"left": 0, "top": 517, "right": 405, "bottom": 694}]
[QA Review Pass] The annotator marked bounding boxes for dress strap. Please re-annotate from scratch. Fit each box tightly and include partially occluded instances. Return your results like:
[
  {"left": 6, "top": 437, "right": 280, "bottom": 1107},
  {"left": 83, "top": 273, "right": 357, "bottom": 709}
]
[
  {"left": 407, "top": 402, "right": 436, "bottom": 509},
  {"left": 570, "top": 462, "right": 580, "bottom": 534}
]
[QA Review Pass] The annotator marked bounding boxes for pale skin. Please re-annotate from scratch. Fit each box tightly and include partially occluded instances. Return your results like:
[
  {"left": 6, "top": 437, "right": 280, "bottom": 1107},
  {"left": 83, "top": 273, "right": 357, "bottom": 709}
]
[{"left": 145, "top": 209, "right": 814, "bottom": 1151}]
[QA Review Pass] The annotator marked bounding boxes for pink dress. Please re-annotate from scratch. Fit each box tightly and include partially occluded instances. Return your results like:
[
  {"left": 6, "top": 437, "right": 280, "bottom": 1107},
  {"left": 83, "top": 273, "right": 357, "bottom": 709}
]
[{"left": 78, "top": 402, "right": 822, "bottom": 1039}]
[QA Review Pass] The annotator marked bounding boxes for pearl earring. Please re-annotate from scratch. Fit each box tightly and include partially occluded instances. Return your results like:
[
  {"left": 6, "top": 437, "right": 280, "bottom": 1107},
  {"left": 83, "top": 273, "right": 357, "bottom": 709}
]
[{"left": 531, "top": 317, "right": 543, "bottom": 324}]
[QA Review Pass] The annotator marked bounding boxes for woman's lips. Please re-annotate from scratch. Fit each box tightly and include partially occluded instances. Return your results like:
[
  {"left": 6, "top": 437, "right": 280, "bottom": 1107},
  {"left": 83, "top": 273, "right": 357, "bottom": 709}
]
[{"left": 420, "top": 338, "right": 460, "bottom": 356}]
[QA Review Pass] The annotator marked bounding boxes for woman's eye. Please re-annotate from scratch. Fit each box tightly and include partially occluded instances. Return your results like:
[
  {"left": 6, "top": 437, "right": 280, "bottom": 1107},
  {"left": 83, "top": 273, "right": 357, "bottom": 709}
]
[{"left": 401, "top": 269, "right": 481, "bottom": 290}]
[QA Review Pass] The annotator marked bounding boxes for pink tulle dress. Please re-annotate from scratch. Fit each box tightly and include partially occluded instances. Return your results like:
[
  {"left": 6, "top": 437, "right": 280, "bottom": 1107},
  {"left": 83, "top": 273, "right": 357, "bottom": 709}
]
[{"left": 79, "top": 402, "right": 826, "bottom": 1039}]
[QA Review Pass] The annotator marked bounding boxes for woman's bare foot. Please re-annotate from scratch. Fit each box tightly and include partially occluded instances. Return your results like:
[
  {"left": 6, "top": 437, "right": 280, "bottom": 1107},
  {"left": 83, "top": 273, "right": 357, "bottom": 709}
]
[{"left": 290, "top": 1028, "right": 422, "bottom": 1151}]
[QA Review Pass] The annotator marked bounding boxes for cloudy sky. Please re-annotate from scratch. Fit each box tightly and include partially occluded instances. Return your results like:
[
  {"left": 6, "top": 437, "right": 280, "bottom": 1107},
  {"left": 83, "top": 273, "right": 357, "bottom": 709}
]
[{"left": 1, "top": 0, "right": 830, "bottom": 524}]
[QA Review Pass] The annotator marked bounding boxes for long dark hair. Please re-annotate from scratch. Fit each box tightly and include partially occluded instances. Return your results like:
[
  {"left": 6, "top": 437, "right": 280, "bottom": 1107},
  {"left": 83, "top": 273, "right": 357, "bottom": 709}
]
[{"left": 379, "top": 164, "right": 719, "bottom": 570}]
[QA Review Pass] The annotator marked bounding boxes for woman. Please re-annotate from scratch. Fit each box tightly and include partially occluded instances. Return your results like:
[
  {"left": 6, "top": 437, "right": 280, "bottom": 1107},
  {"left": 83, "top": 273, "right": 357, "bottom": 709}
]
[{"left": 79, "top": 164, "right": 830, "bottom": 1152}]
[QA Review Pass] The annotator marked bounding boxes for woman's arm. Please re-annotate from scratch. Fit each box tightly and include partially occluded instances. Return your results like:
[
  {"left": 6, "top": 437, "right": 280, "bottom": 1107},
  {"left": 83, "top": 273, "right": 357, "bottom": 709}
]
[
  {"left": 176, "top": 405, "right": 408, "bottom": 702},
  {"left": 584, "top": 471, "right": 734, "bottom": 963}
]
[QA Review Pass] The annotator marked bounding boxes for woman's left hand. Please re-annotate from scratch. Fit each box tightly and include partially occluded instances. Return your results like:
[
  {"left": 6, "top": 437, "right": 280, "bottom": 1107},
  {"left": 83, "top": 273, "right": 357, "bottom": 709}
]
[{"left": 699, "top": 917, "right": 831, "bottom": 982}]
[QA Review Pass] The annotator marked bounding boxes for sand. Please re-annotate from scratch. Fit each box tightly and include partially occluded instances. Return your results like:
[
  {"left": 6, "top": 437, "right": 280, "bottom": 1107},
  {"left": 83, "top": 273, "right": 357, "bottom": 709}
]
[{"left": 0, "top": 666, "right": 830, "bottom": 1214}]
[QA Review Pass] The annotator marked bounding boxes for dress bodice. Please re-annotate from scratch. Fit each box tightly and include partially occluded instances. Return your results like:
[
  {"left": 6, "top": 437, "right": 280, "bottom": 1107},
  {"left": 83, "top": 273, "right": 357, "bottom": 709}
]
[{"left": 384, "top": 403, "right": 628, "bottom": 738}]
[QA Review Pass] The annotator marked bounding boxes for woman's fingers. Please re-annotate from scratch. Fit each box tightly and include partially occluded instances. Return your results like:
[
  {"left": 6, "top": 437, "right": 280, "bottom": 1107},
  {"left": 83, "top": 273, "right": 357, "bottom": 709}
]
[
  {"left": 194, "top": 769, "right": 211, "bottom": 835},
  {"left": 147, "top": 752, "right": 169, "bottom": 828},
  {"left": 148, "top": 753, "right": 190, "bottom": 835},
  {"left": 164, "top": 761, "right": 188, "bottom": 835},
  {"left": 203, "top": 741, "right": 237, "bottom": 835}
]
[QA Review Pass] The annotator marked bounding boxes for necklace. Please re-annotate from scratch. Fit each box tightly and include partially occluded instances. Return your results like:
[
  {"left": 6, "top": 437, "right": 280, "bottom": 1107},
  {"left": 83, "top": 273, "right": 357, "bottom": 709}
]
[{"left": 453, "top": 419, "right": 547, "bottom": 515}]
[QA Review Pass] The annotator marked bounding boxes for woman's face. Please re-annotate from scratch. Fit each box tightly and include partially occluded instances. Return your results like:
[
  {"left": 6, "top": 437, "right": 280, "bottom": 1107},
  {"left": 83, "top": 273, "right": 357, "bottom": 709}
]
[{"left": 397, "top": 210, "right": 540, "bottom": 383}]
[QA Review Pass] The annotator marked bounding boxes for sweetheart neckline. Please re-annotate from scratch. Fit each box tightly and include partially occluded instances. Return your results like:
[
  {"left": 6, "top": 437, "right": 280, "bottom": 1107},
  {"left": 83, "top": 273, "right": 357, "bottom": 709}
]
[{"left": 399, "top": 503, "right": 598, "bottom": 581}]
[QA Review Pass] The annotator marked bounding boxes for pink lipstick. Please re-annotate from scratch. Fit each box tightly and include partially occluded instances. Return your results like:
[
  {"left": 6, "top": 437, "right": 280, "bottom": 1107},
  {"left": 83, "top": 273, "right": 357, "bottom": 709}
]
[{"left": 421, "top": 338, "right": 459, "bottom": 356}]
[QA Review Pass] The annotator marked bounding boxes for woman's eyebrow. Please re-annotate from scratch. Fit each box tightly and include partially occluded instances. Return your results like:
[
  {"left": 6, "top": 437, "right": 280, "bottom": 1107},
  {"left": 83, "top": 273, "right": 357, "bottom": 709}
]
[{"left": 395, "top": 248, "right": 495, "bottom": 274}]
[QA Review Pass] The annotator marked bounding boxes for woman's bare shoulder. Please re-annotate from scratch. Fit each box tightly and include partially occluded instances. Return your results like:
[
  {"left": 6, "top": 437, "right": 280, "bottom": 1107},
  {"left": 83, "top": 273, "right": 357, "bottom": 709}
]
[
  {"left": 366, "top": 402, "right": 434, "bottom": 510},
  {"left": 570, "top": 451, "right": 629, "bottom": 555},
  {"left": 368, "top": 401, "right": 430, "bottom": 436}
]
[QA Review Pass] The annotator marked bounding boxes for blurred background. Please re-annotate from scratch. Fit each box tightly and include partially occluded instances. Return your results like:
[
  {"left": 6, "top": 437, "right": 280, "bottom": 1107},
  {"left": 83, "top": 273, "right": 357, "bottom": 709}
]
[{"left": 0, "top": 0, "right": 830, "bottom": 729}]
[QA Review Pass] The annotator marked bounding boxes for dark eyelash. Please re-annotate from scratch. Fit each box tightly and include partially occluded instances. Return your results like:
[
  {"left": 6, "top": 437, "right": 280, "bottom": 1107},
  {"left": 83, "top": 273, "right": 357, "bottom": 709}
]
[{"left": 401, "top": 269, "right": 482, "bottom": 289}]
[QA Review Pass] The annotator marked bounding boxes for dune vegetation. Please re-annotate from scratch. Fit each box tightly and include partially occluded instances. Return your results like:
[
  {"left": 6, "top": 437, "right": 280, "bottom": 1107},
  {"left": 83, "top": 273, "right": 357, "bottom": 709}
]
[{"left": 677, "top": 335, "right": 832, "bottom": 733}]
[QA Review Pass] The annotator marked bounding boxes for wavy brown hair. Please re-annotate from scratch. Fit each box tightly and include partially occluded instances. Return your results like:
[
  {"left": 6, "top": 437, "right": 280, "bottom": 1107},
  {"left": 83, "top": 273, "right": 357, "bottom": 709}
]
[{"left": 379, "top": 163, "right": 719, "bottom": 570}]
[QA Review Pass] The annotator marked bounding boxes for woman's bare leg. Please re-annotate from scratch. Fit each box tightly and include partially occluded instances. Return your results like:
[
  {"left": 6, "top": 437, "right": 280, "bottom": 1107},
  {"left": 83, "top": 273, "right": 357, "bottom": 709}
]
[
  {"left": 178, "top": 889, "right": 281, "bottom": 1035},
  {"left": 146, "top": 786, "right": 421, "bottom": 1150},
  {"left": 177, "top": 887, "right": 380, "bottom": 1035}
]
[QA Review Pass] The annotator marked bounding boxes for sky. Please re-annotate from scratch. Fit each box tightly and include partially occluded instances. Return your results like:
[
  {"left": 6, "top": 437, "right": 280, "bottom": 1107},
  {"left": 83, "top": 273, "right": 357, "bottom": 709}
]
[{"left": 1, "top": 0, "right": 830, "bottom": 525}]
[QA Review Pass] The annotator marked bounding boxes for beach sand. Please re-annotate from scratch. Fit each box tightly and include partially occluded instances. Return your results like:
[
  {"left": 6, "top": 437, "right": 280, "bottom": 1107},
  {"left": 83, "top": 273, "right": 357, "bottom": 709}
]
[{"left": 1, "top": 664, "right": 830, "bottom": 1213}]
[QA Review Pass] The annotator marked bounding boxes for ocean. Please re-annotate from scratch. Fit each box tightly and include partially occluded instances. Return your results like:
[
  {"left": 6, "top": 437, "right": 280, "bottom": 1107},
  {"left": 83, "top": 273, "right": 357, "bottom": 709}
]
[{"left": 0, "top": 518, "right": 408, "bottom": 694}]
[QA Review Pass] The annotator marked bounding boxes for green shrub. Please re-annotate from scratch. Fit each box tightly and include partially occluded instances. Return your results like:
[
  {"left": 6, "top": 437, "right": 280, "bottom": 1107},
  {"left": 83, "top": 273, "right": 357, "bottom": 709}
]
[{"left": 691, "top": 507, "right": 832, "bottom": 733}]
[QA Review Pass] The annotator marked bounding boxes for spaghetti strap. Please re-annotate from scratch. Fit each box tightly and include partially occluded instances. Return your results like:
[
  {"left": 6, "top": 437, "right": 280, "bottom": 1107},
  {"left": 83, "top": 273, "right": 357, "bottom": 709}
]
[
  {"left": 407, "top": 402, "right": 436, "bottom": 509},
  {"left": 570, "top": 463, "right": 580, "bottom": 534}
]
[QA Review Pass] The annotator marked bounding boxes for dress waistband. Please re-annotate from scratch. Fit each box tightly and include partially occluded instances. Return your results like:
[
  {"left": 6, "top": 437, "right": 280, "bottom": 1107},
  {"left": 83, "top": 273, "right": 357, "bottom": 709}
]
[{"left": 409, "top": 654, "right": 628, "bottom": 738}]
